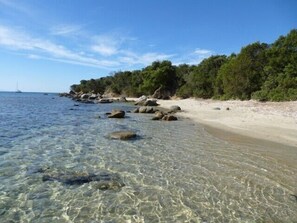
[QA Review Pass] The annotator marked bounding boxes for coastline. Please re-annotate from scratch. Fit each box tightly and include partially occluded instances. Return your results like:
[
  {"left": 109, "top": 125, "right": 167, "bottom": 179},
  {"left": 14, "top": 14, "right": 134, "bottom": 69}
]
[{"left": 156, "top": 98, "right": 297, "bottom": 148}]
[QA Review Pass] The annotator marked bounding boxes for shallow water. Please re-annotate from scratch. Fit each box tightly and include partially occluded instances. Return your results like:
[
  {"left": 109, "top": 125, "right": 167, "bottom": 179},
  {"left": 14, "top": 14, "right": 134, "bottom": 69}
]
[{"left": 0, "top": 92, "right": 296, "bottom": 223}]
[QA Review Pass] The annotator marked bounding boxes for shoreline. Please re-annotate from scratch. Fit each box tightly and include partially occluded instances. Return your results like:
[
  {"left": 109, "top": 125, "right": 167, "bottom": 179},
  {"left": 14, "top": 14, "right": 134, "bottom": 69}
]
[{"left": 156, "top": 98, "right": 297, "bottom": 148}]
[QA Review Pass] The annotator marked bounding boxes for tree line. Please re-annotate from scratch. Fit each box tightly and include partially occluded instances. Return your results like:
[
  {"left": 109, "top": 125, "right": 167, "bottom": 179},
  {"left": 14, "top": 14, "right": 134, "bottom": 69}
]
[{"left": 71, "top": 29, "right": 297, "bottom": 101}]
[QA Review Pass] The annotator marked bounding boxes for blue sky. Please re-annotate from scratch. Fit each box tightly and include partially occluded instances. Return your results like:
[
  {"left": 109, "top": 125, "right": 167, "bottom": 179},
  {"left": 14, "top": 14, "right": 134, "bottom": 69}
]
[{"left": 0, "top": 0, "right": 296, "bottom": 92}]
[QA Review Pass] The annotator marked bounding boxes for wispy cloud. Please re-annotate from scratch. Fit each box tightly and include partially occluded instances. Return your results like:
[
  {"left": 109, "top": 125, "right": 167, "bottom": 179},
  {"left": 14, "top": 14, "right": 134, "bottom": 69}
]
[
  {"left": 0, "top": 25, "right": 214, "bottom": 69},
  {"left": 194, "top": 48, "right": 212, "bottom": 55},
  {"left": 0, "top": 25, "right": 119, "bottom": 68},
  {"left": 50, "top": 24, "right": 83, "bottom": 36},
  {"left": 119, "top": 51, "right": 175, "bottom": 66},
  {"left": 90, "top": 34, "right": 131, "bottom": 56},
  {"left": 172, "top": 48, "right": 214, "bottom": 65}
]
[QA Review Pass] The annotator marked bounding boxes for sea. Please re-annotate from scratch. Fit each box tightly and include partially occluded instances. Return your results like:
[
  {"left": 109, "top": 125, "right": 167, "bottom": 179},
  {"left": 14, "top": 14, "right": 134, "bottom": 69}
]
[{"left": 0, "top": 92, "right": 296, "bottom": 223}]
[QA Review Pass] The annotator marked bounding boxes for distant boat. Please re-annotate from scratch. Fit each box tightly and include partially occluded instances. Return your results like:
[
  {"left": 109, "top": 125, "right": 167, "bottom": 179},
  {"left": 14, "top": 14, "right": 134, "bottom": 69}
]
[{"left": 16, "top": 82, "right": 22, "bottom": 93}]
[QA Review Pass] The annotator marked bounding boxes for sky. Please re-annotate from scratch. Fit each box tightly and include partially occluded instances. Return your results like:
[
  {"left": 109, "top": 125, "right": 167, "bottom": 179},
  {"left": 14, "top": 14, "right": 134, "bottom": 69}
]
[{"left": 0, "top": 0, "right": 296, "bottom": 92}]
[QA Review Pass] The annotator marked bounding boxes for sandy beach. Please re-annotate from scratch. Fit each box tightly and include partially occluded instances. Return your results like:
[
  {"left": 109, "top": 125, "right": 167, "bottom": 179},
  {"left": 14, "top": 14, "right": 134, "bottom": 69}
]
[{"left": 156, "top": 98, "right": 297, "bottom": 147}]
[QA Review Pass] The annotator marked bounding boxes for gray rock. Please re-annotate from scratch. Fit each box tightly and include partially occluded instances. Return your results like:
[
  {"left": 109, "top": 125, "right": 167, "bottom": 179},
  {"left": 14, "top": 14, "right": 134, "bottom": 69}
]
[
  {"left": 134, "top": 95, "right": 148, "bottom": 105},
  {"left": 139, "top": 106, "right": 155, "bottom": 113},
  {"left": 81, "top": 94, "right": 90, "bottom": 99},
  {"left": 213, "top": 107, "right": 221, "bottom": 110},
  {"left": 162, "top": 115, "right": 178, "bottom": 121},
  {"left": 108, "top": 110, "right": 125, "bottom": 118},
  {"left": 109, "top": 131, "right": 137, "bottom": 140},
  {"left": 139, "top": 106, "right": 148, "bottom": 113},
  {"left": 132, "top": 107, "right": 139, "bottom": 113},
  {"left": 144, "top": 100, "right": 159, "bottom": 106},
  {"left": 169, "top": 105, "right": 181, "bottom": 113},
  {"left": 89, "top": 94, "right": 98, "bottom": 100},
  {"left": 98, "top": 99, "right": 113, "bottom": 103},
  {"left": 152, "top": 111, "right": 165, "bottom": 120},
  {"left": 119, "top": 96, "right": 127, "bottom": 102}
]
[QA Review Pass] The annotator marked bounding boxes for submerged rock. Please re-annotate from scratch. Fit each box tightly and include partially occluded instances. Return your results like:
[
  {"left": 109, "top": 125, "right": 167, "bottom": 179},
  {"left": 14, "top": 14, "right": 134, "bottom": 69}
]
[
  {"left": 152, "top": 111, "right": 165, "bottom": 120},
  {"left": 109, "top": 131, "right": 137, "bottom": 140},
  {"left": 139, "top": 106, "right": 155, "bottom": 113},
  {"left": 42, "top": 171, "right": 125, "bottom": 191},
  {"left": 98, "top": 98, "right": 113, "bottom": 103},
  {"left": 162, "top": 115, "right": 178, "bottom": 121},
  {"left": 108, "top": 110, "right": 125, "bottom": 118}
]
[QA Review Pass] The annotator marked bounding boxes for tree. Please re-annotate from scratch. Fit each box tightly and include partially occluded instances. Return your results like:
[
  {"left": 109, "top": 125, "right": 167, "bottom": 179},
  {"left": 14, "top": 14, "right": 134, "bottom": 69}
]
[
  {"left": 217, "top": 42, "right": 268, "bottom": 99},
  {"left": 140, "top": 60, "right": 177, "bottom": 95}
]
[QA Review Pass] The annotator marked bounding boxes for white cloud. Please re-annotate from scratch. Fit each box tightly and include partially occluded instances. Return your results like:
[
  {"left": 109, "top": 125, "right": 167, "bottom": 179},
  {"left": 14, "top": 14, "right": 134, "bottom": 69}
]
[
  {"left": 91, "top": 35, "right": 120, "bottom": 56},
  {"left": 0, "top": 25, "right": 215, "bottom": 70},
  {"left": 50, "top": 24, "right": 82, "bottom": 36},
  {"left": 172, "top": 48, "right": 214, "bottom": 65},
  {"left": 91, "top": 44, "right": 117, "bottom": 56},
  {"left": 194, "top": 48, "right": 212, "bottom": 55},
  {"left": 118, "top": 51, "right": 174, "bottom": 66},
  {"left": 0, "top": 25, "right": 119, "bottom": 68}
]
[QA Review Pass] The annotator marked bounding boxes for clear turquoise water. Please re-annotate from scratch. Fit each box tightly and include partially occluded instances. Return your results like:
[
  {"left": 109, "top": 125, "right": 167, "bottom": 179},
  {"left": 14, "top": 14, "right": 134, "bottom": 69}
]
[{"left": 0, "top": 92, "right": 296, "bottom": 223}]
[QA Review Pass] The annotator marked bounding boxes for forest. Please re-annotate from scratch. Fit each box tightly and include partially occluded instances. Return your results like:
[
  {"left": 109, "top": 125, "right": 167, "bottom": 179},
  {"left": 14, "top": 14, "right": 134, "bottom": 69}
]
[{"left": 70, "top": 29, "right": 297, "bottom": 101}]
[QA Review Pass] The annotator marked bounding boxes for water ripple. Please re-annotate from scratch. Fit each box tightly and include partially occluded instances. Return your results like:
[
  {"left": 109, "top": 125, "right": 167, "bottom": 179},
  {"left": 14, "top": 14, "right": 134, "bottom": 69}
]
[{"left": 0, "top": 93, "right": 296, "bottom": 222}]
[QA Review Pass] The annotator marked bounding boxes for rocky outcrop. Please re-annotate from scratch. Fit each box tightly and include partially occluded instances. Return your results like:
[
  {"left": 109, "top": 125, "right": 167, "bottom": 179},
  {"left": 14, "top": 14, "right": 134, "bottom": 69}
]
[
  {"left": 42, "top": 171, "right": 125, "bottom": 190},
  {"left": 108, "top": 110, "right": 125, "bottom": 118},
  {"left": 109, "top": 131, "right": 137, "bottom": 140}
]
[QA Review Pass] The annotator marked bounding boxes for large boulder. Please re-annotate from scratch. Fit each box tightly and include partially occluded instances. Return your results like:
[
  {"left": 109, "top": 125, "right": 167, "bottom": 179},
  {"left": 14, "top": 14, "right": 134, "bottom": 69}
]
[
  {"left": 152, "top": 111, "right": 165, "bottom": 120},
  {"left": 169, "top": 105, "right": 181, "bottom": 113},
  {"left": 108, "top": 110, "right": 125, "bottom": 118},
  {"left": 119, "top": 96, "right": 128, "bottom": 102},
  {"left": 109, "top": 131, "right": 137, "bottom": 140},
  {"left": 139, "top": 106, "right": 155, "bottom": 113},
  {"left": 162, "top": 115, "right": 178, "bottom": 121},
  {"left": 152, "top": 87, "right": 171, "bottom": 99},
  {"left": 134, "top": 95, "right": 148, "bottom": 105},
  {"left": 144, "top": 100, "right": 159, "bottom": 106}
]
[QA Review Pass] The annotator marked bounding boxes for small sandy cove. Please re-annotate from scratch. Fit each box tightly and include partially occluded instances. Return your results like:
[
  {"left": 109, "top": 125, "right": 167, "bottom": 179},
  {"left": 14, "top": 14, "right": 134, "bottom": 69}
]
[{"left": 157, "top": 98, "right": 297, "bottom": 147}]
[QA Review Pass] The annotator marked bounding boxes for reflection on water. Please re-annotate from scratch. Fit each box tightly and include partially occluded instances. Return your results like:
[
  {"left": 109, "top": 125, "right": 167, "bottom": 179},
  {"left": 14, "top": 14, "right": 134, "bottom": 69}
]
[{"left": 0, "top": 92, "right": 296, "bottom": 222}]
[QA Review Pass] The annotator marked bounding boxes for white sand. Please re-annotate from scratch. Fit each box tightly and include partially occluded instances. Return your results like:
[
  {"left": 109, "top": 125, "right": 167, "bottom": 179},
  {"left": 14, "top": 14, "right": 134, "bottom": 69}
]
[{"left": 156, "top": 98, "right": 297, "bottom": 147}]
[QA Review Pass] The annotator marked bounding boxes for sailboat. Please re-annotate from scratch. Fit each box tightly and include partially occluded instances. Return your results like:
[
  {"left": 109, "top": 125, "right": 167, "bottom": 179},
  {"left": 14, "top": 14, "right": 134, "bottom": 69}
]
[{"left": 16, "top": 82, "right": 22, "bottom": 93}]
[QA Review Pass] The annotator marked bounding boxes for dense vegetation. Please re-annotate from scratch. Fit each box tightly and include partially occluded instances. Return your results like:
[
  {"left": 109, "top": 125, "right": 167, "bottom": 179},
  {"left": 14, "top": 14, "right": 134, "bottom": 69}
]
[{"left": 71, "top": 29, "right": 297, "bottom": 101}]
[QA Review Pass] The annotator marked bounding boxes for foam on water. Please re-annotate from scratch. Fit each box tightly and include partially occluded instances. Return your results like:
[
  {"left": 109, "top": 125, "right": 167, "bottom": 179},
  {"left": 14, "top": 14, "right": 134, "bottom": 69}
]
[{"left": 0, "top": 92, "right": 296, "bottom": 222}]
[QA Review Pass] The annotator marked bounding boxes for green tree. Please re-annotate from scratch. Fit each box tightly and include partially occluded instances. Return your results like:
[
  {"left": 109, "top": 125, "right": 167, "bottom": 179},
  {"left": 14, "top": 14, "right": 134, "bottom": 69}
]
[
  {"left": 190, "top": 55, "right": 227, "bottom": 98},
  {"left": 140, "top": 60, "right": 177, "bottom": 95},
  {"left": 217, "top": 42, "right": 268, "bottom": 99}
]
